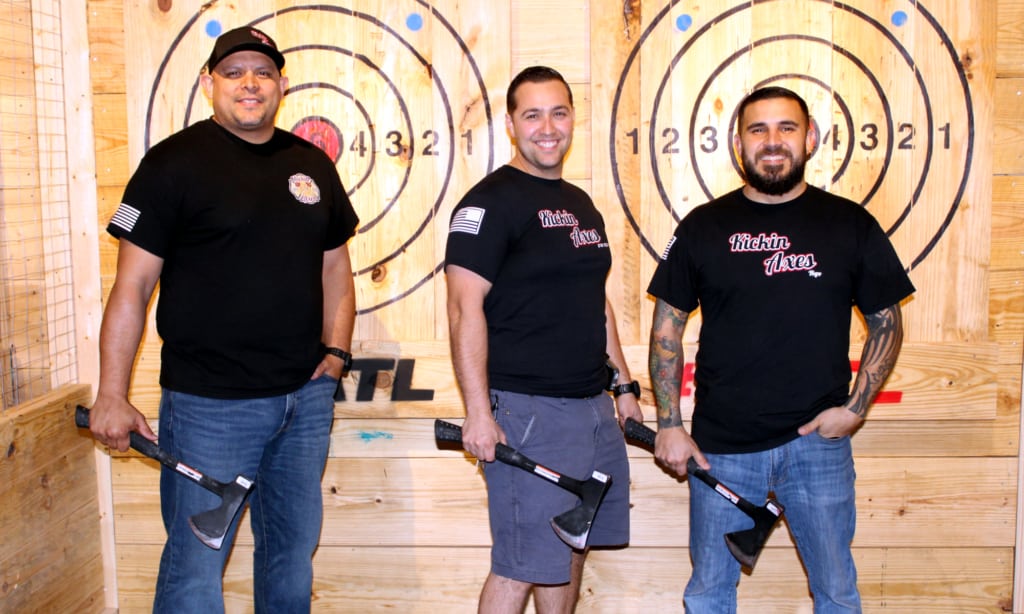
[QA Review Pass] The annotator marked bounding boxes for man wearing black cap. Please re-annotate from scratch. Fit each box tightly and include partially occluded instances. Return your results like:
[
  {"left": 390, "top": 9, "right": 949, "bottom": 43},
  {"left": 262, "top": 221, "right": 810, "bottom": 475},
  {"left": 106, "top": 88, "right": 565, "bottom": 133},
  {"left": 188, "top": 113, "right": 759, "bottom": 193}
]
[{"left": 87, "top": 26, "right": 359, "bottom": 613}]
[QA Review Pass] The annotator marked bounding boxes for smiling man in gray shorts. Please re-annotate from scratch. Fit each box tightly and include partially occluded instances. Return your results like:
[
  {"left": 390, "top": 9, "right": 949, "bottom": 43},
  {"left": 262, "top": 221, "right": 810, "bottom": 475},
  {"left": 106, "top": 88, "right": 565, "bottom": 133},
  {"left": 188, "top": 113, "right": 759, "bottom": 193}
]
[{"left": 445, "top": 65, "right": 643, "bottom": 613}]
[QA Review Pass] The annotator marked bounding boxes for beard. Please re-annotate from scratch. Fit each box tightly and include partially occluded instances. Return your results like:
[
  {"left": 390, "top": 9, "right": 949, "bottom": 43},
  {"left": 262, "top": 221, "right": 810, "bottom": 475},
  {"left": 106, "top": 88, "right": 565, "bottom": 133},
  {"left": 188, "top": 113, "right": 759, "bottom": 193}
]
[{"left": 742, "top": 145, "right": 806, "bottom": 196}]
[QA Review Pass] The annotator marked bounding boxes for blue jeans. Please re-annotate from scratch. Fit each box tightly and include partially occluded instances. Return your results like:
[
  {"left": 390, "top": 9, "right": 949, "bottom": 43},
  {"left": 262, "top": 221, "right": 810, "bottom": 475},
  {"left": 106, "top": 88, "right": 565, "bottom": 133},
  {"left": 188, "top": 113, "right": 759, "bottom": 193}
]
[
  {"left": 685, "top": 432, "right": 860, "bottom": 614},
  {"left": 152, "top": 375, "right": 337, "bottom": 614}
]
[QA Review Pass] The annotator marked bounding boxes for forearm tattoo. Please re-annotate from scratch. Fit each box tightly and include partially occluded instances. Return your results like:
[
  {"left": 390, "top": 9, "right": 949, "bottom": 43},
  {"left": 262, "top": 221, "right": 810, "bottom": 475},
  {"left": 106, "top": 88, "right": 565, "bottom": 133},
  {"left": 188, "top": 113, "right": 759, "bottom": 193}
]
[
  {"left": 848, "top": 304, "right": 904, "bottom": 418},
  {"left": 649, "top": 300, "right": 688, "bottom": 429}
]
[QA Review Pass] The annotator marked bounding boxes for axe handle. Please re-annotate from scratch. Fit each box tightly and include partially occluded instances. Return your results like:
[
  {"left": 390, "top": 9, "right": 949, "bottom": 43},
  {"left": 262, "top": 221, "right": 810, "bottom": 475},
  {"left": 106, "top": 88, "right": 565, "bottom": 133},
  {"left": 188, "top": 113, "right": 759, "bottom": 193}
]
[
  {"left": 622, "top": 416, "right": 657, "bottom": 446},
  {"left": 76, "top": 405, "right": 228, "bottom": 496},
  {"left": 622, "top": 418, "right": 766, "bottom": 516},
  {"left": 434, "top": 419, "right": 587, "bottom": 494}
]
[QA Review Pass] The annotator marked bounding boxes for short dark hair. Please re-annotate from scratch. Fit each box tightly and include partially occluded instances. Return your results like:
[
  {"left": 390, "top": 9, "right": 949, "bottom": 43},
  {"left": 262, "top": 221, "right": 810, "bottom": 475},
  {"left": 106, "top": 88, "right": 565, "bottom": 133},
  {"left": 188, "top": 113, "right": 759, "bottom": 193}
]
[
  {"left": 506, "top": 66, "right": 573, "bottom": 113},
  {"left": 737, "top": 86, "right": 810, "bottom": 127}
]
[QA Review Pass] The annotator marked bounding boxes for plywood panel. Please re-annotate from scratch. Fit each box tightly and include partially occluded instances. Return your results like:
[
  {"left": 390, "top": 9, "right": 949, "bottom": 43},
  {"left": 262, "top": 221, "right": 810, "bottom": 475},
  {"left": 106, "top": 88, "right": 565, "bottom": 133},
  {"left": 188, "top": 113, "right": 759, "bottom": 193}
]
[
  {"left": 990, "top": 270, "right": 1024, "bottom": 345},
  {"left": 117, "top": 338, "right": 1002, "bottom": 425},
  {"left": 85, "top": 0, "right": 126, "bottom": 94},
  {"left": 993, "top": 78, "right": 1024, "bottom": 174},
  {"left": 511, "top": 0, "right": 588, "bottom": 81},
  {"left": 997, "top": 0, "right": 1024, "bottom": 77},
  {"left": 991, "top": 175, "right": 1024, "bottom": 271},
  {"left": 112, "top": 544, "right": 1011, "bottom": 613},
  {"left": 91, "top": 92, "right": 129, "bottom": 188},
  {"left": 591, "top": 0, "right": 644, "bottom": 343},
  {"left": 0, "top": 385, "right": 105, "bottom": 613},
  {"left": 104, "top": 412, "right": 1017, "bottom": 464},
  {"left": 428, "top": 0, "right": 511, "bottom": 338},
  {"left": 110, "top": 455, "right": 1015, "bottom": 549}
]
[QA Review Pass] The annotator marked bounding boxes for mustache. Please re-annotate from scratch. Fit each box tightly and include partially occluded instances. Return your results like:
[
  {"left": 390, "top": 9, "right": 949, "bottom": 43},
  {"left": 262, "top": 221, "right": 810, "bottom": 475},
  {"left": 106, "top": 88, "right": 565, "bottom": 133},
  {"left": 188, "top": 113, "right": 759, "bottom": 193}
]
[{"left": 756, "top": 145, "right": 791, "bottom": 160}]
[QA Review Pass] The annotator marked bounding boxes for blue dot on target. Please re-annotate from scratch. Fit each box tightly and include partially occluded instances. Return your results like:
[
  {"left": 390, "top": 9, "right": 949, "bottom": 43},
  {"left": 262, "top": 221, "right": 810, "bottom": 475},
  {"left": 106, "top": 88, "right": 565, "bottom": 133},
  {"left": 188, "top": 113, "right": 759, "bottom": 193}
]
[
  {"left": 675, "top": 14, "right": 693, "bottom": 32},
  {"left": 892, "top": 11, "right": 908, "bottom": 27},
  {"left": 407, "top": 13, "right": 424, "bottom": 31},
  {"left": 205, "top": 20, "right": 223, "bottom": 38}
]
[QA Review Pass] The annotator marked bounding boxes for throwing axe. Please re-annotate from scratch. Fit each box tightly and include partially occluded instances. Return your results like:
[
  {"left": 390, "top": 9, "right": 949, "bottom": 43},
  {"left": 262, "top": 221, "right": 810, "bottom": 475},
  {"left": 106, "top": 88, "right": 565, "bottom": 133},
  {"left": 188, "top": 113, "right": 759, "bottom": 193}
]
[
  {"left": 75, "top": 405, "right": 253, "bottom": 550},
  {"left": 434, "top": 419, "right": 610, "bottom": 550},
  {"left": 623, "top": 418, "right": 783, "bottom": 569}
]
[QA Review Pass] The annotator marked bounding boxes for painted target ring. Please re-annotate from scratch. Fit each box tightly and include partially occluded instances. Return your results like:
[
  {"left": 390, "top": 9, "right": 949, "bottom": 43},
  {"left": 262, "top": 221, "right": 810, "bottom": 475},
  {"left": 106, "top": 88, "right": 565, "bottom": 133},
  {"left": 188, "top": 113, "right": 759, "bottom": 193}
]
[
  {"left": 610, "top": 0, "right": 974, "bottom": 271},
  {"left": 292, "top": 116, "right": 344, "bottom": 164},
  {"left": 144, "top": 2, "right": 496, "bottom": 314}
]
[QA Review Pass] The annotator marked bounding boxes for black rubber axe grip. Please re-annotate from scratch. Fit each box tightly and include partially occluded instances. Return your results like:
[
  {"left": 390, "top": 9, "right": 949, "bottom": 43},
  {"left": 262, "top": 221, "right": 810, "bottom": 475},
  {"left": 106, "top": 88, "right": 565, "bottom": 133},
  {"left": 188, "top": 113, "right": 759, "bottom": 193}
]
[
  {"left": 434, "top": 419, "right": 587, "bottom": 493},
  {"left": 623, "top": 417, "right": 656, "bottom": 446},
  {"left": 75, "top": 405, "right": 228, "bottom": 496},
  {"left": 623, "top": 418, "right": 769, "bottom": 516}
]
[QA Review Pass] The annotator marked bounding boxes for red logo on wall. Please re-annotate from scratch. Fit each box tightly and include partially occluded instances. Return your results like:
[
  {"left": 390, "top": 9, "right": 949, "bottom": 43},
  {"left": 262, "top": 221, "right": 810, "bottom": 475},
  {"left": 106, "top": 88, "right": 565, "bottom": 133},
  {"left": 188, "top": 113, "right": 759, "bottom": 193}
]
[{"left": 680, "top": 361, "right": 902, "bottom": 403}]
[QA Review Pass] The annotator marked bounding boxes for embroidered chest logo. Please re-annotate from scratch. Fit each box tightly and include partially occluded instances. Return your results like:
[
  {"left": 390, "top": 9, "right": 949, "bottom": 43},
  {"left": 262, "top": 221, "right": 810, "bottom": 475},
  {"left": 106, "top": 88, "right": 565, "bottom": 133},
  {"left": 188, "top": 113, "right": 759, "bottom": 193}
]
[
  {"left": 729, "top": 232, "right": 819, "bottom": 277},
  {"left": 289, "top": 173, "right": 321, "bottom": 205},
  {"left": 538, "top": 209, "right": 605, "bottom": 249}
]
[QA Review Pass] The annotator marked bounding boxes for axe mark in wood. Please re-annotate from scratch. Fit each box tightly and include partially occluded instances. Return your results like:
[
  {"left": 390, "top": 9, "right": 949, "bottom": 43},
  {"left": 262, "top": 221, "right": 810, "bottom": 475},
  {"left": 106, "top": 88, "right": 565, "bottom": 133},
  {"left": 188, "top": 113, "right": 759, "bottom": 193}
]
[
  {"left": 434, "top": 419, "right": 610, "bottom": 550},
  {"left": 75, "top": 405, "right": 253, "bottom": 550},
  {"left": 623, "top": 418, "right": 783, "bottom": 569}
]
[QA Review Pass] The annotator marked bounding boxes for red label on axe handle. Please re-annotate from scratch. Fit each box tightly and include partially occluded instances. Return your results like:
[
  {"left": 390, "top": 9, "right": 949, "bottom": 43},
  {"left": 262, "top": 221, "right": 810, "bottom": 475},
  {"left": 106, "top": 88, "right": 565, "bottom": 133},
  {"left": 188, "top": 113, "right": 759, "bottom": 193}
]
[
  {"left": 534, "top": 466, "right": 561, "bottom": 482},
  {"left": 174, "top": 462, "right": 202, "bottom": 482}
]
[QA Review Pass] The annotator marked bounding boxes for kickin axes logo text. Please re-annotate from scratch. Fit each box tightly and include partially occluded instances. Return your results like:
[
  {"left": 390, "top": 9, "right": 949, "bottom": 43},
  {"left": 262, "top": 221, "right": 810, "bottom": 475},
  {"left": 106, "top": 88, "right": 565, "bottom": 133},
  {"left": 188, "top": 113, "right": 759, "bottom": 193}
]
[
  {"left": 538, "top": 209, "right": 605, "bottom": 248},
  {"left": 729, "top": 232, "right": 819, "bottom": 277}
]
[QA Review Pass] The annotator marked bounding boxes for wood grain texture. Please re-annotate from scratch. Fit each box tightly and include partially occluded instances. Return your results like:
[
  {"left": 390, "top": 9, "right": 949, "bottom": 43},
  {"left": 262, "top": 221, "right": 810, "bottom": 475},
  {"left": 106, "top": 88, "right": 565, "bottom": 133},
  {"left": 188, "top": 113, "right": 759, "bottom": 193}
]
[
  {"left": 111, "top": 543, "right": 1012, "bottom": 613},
  {"left": 73, "top": 0, "right": 1024, "bottom": 611},
  {"left": 997, "top": 0, "right": 1024, "bottom": 77},
  {"left": 0, "top": 385, "right": 105, "bottom": 614},
  {"left": 993, "top": 78, "right": 1024, "bottom": 174},
  {"left": 109, "top": 455, "right": 1015, "bottom": 550}
]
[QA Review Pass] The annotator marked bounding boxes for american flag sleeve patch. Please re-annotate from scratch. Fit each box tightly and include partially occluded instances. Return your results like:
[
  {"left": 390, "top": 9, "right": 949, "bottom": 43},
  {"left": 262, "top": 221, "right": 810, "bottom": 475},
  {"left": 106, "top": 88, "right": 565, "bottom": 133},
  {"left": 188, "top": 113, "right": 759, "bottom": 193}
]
[
  {"left": 449, "top": 206, "right": 485, "bottom": 235},
  {"left": 110, "top": 203, "right": 142, "bottom": 233}
]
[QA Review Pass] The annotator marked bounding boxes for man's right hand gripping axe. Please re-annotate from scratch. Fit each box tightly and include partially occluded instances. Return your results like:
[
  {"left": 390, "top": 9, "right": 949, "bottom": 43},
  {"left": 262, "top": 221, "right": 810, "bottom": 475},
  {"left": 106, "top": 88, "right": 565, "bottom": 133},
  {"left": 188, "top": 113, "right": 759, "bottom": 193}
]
[
  {"left": 623, "top": 418, "right": 783, "bottom": 569},
  {"left": 75, "top": 405, "right": 253, "bottom": 550}
]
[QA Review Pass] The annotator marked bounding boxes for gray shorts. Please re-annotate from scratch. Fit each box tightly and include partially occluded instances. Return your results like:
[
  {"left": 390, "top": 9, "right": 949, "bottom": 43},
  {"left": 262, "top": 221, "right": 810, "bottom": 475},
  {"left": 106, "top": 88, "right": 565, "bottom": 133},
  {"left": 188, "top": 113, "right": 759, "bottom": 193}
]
[{"left": 484, "top": 389, "right": 631, "bottom": 584}]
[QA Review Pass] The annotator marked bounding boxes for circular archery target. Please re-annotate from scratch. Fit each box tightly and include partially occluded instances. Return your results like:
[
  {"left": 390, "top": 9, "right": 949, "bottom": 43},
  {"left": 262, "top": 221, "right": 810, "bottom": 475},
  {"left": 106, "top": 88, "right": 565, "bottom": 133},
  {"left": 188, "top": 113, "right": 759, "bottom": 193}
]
[
  {"left": 610, "top": 0, "right": 974, "bottom": 271},
  {"left": 144, "top": 3, "right": 496, "bottom": 314}
]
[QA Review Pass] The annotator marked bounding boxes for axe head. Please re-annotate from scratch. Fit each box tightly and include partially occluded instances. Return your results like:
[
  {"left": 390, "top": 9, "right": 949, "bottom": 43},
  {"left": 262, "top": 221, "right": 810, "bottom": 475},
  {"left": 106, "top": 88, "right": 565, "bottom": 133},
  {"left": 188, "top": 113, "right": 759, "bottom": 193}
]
[
  {"left": 550, "top": 471, "right": 612, "bottom": 550},
  {"left": 724, "top": 497, "right": 784, "bottom": 569},
  {"left": 187, "top": 475, "right": 254, "bottom": 550}
]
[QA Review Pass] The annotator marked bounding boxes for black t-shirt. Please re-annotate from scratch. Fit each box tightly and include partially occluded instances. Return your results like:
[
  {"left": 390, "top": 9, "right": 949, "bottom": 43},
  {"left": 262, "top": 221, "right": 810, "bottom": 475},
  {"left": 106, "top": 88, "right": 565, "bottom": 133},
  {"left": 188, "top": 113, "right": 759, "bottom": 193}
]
[
  {"left": 108, "top": 119, "right": 359, "bottom": 399},
  {"left": 647, "top": 186, "right": 915, "bottom": 452},
  {"left": 445, "top": 165, "right": 611, "bottom": 397}
]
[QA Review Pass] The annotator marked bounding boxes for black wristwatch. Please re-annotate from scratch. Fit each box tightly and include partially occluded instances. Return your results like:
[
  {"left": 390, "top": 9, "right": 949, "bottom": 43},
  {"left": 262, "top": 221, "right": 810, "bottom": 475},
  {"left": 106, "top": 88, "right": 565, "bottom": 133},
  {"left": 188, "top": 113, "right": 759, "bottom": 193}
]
[
  {"left": 323, "top": 346, "right": 353, "bottom": 376},
  {"left": 612, "top": 380, "right": 640, "bottom": 398}
]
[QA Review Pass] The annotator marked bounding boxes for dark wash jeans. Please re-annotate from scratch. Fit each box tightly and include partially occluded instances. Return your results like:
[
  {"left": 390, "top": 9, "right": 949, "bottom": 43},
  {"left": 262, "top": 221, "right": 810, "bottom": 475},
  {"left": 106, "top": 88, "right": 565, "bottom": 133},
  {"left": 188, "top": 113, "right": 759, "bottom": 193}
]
[
  {"left": 152, "top": 375, "right": 337, "bottom": 614},
  {"left": 685, "top": 432, "right": 860, "bottom": 613}
]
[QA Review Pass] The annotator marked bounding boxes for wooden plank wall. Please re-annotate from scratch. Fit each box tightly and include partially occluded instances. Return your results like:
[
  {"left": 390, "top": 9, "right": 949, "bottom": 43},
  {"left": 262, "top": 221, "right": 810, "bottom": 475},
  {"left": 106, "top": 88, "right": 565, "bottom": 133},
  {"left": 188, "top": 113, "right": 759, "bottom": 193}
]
[
  {"left": 76, "top": 0, "right": 1024, "bottom": 611},
  {"left": 1, "top": 0, "right": 53, "bottom": 407},
  {"left": 0, "top": 384, "right": 105, "bottom": 613}
]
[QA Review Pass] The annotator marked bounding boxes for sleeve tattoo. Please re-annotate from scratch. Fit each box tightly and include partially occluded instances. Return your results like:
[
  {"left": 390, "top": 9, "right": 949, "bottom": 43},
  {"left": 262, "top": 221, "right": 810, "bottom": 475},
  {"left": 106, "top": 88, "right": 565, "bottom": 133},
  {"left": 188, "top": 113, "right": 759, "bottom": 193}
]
[
  {"left": 848, "top": 303, "right": 905, "bottom": 418},
  {"left": 648, "top": 299, "right": 689, "bottom": 429}
]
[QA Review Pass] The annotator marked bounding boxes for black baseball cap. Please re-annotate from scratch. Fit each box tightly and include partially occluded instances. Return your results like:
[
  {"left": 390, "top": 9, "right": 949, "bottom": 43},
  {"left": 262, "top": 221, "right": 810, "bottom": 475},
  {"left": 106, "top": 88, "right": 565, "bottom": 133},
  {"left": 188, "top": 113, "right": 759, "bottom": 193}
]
[{"left": 206, "top": 26, "right": 285, "bottom": 72}]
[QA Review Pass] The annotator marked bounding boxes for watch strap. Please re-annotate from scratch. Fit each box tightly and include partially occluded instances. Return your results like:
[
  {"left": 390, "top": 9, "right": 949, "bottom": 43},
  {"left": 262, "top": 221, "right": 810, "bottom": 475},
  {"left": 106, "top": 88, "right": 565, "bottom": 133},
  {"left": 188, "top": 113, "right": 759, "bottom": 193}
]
[
  {"left": 612, "top": 380, "right": 640, "bottom": 398},
  {"left": 323, "top": 346, "right": 353, "bottom": 375}
]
